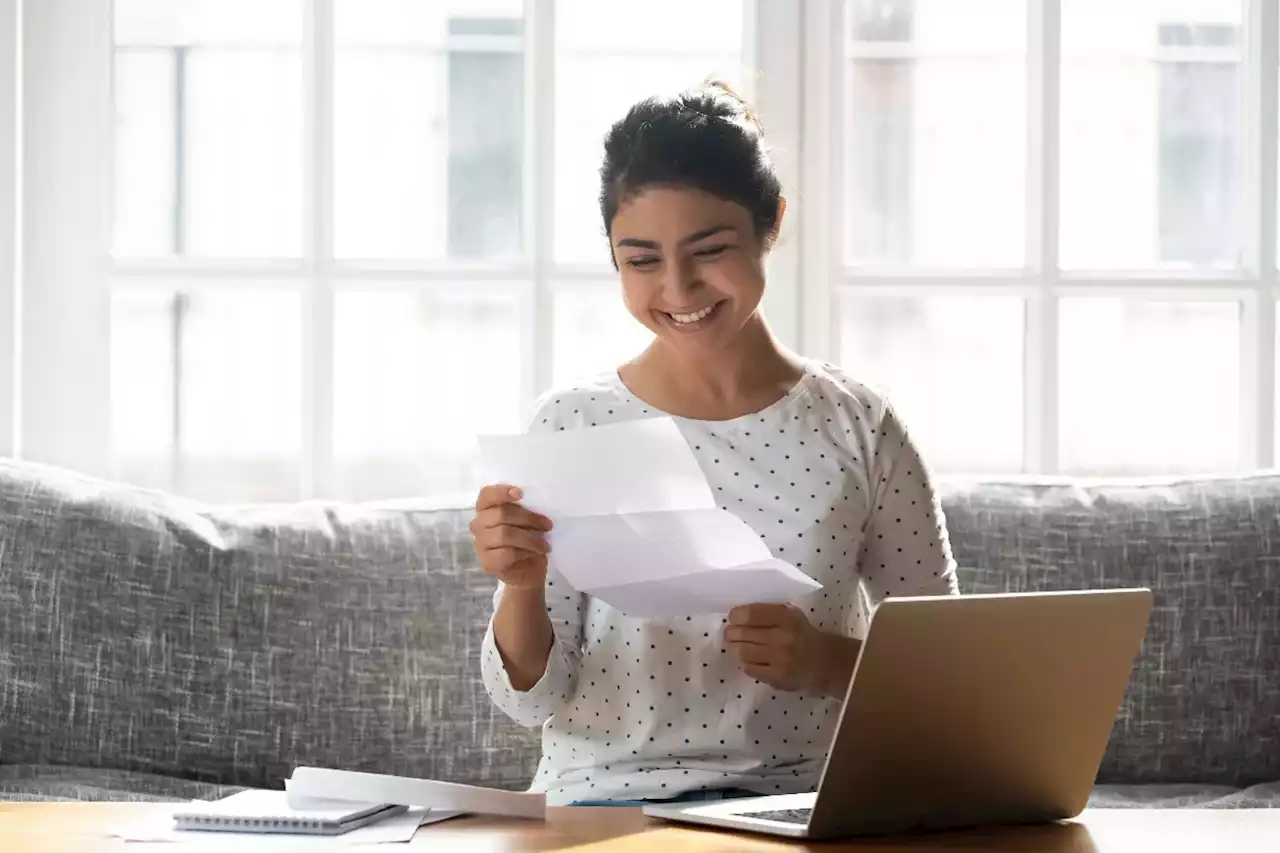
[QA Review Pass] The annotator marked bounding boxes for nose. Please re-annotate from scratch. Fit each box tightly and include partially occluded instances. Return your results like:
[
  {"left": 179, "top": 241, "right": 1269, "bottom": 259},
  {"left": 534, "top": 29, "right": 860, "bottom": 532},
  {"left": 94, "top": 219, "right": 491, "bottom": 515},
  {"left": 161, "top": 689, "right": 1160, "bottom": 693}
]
[{"left": 661, "top": 254, "right": 702, "bottom": 303}]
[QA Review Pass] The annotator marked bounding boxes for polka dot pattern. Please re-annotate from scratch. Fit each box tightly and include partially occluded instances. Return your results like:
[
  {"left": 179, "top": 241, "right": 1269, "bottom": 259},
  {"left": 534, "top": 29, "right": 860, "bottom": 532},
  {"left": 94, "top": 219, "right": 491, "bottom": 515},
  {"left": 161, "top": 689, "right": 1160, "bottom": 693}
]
[{"left": 479, "top": 361, "right": 958, "bottom": 805}]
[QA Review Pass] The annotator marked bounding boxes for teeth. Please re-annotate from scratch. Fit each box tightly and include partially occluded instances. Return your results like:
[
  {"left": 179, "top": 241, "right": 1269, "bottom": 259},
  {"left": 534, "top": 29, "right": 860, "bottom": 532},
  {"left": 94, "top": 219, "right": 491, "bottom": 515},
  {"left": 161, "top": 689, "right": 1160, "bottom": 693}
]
[{"left": 670, "top": 305, "right": 716, "bottom": 325}]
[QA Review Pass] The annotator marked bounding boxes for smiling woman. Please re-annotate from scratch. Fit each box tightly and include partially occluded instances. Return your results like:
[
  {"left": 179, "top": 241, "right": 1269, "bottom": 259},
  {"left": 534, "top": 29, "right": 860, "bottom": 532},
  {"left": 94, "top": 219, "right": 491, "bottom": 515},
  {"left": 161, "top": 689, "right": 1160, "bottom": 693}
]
[
  {"left": 596, "top": 82, "right": 802, "bottom": 421},
  {"left": 470, "top": 79, "right": 959, "bottom": 807}
]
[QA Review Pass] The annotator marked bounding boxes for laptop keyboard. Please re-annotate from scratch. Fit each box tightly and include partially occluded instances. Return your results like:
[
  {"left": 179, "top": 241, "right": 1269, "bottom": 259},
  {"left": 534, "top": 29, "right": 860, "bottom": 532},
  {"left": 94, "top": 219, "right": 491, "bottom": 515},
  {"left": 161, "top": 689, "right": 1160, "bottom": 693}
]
[{"left": 737, "top": 806, "right": 812, "bottom": 825}]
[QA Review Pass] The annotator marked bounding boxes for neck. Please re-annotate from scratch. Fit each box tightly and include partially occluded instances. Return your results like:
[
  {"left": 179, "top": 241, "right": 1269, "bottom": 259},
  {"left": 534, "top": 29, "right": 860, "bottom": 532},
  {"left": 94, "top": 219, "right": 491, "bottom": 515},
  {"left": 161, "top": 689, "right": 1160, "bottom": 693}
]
[{"left": 640, "top": 312, "right": 803, "bottom": 405}]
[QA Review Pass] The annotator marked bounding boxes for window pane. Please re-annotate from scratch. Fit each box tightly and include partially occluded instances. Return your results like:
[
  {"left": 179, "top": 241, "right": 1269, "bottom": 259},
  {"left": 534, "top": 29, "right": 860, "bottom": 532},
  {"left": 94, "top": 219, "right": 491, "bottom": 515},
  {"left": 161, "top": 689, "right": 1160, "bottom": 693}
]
[
  {"left": 837, "top": 294, "right": 1024, "bottom": 473},
  {"left": 1061, "top": 1, "right": 1243, "bottom": 270},
  {"left": 333, "top": 289, "right": 524, "bottom": 500},
  {"left": 552, "top": 285, "right": 653, "bottom": 386},
  {"left": 113, "top": 51, "right": 175, "bottom": 257},
  {"left": 334, "top": 1, "right": 524, "bottom": 260},
  {"left": 844, "top": 0, "right": 1026, "bottom": 267},
  {"left": 110, "top": 289, "right": 302, "bottom": 501},
  {"left": 110, "top": 291, "right": 176, "bottom": 490},
  {"left": 115, "top": 0, "right": 302, "bottom": 46},
  {"left": 113, "top": 1, "right": 303, "bottom": 259},
  {"left": 184, "top": 50, "right": 303, "bottom": 257},
  {"left": 554, "top": 0, "right": 746, "bottom": 265},
  {"left": 1059, "top": 299, "right": 1239, "bottom": 474},
  {"left": 336, "top": 0, "right": 521, "bottom": 45},
  {"left": 179, "top": 290, "right": 303, "bottom": 501}
]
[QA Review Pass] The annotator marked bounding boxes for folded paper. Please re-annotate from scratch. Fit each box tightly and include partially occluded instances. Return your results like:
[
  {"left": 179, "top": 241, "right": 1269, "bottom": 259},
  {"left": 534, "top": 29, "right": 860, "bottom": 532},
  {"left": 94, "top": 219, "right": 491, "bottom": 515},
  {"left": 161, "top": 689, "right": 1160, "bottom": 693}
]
[{"left": 479, "top": 417, "right": 822, "bottom": 617}]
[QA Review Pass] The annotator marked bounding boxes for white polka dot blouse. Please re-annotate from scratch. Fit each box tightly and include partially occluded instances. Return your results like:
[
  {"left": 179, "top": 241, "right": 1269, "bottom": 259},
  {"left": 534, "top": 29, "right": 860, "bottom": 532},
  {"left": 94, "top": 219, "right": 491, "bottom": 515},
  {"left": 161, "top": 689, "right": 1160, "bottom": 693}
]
[{"left": 480, "top": 359, "right": 959, "bottom": 805}]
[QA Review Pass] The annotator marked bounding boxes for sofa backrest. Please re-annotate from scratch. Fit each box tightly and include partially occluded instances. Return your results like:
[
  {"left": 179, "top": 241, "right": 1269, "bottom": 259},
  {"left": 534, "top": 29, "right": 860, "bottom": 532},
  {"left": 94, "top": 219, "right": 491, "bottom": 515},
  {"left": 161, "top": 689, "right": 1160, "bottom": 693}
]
[
  {"left": 939, "top": 475, "right": 1280, "bottom": 787},
  {"left": 1, "top": 459, "right": 1277, "bottom": 789},
  {"left": 0, "top": 459, "right": 540, "bottom": 790}
]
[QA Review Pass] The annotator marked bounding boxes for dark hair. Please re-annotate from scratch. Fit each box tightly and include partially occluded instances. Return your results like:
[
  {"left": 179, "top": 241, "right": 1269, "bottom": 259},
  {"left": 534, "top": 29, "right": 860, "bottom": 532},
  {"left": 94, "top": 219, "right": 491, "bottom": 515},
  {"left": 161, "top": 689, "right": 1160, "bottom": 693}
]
[{"left": 598, "top": 79, "right": 782, "bottom": 259}]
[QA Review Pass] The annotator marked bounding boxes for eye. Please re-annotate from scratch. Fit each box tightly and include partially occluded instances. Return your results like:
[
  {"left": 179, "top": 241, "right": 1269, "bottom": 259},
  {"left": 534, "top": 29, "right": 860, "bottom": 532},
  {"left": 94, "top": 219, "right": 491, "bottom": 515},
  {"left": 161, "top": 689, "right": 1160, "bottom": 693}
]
[
  {"left": 626, "top": 256, "right": 660, "bottom": 270},
  {"left": 694, "top": 244, "right": 730, "bottom": 259}
]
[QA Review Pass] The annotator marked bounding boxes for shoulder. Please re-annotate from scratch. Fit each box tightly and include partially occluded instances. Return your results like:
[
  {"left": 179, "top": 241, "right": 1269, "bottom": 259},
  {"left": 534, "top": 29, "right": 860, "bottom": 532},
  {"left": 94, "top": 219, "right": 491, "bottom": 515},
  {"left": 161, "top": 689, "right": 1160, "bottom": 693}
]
[
  {"left": 525, "top": 372, "right": 637, "bottom": 432},
  {"left": 801, "top": 360, "right": 892, "bottom": 424}
]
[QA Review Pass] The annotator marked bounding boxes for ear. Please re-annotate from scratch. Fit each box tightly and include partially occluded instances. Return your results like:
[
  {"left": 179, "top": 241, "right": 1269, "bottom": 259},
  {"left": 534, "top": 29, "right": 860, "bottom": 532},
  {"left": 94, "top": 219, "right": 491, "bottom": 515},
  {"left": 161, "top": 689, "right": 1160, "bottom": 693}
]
[{"left": 766, "top": 196, "right": 787, "bottom": 249}]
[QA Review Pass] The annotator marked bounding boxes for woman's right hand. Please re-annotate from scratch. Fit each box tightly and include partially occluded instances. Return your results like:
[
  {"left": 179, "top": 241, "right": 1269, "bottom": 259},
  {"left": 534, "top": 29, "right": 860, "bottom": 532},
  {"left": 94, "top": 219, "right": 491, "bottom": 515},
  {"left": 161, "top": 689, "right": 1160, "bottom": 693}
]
[{"left": 470, "top": 484, "right": 554, "bottom": 590}]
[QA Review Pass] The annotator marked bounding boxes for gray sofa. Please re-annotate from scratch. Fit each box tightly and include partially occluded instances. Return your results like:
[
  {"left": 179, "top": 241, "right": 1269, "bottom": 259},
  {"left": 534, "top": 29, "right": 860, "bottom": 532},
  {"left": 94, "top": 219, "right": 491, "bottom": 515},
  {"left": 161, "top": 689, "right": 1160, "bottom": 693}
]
[{"left": 0, "top": 458, "right": 1276, "bottom": 807}]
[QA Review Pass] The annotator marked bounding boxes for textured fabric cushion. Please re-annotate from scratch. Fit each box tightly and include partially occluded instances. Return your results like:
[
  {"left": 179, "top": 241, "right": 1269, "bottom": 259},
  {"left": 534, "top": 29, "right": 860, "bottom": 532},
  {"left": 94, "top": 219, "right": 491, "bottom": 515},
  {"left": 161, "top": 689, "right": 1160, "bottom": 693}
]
[
  {"left": 0, "top": 459, "right": 540, "bottom": 790},
  {"left": 0, "top": 765, "right": 244, "bottom": 802},
  {"left": 940, "top": 474, "right": 1280, "bottom": 788},
  {"left": 1089, "top": 782, "right": 1280, "bottom": 809}
]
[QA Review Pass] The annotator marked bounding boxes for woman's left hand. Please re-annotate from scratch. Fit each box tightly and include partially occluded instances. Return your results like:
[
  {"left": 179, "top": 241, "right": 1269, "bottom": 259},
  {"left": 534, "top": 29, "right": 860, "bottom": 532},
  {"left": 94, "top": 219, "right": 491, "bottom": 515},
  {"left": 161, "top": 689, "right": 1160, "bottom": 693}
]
[{"left": 723, "top": 603, "right": 828, "bottom": 694}]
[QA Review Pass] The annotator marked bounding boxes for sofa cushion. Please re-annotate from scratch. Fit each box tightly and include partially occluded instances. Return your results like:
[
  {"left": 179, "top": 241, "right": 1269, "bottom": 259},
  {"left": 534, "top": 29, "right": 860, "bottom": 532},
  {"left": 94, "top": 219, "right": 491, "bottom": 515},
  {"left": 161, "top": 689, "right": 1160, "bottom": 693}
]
[
  {"left": 940, "top": 474, "right": 1280, "bottom": 788},
  {"left": 1089, "top": 782, "right": 1280, "bottom": 809},
  {"left": 0, "top": 765, "right": 243, "bottom": 802},
  {"left": 0, "top": 459, "right": 540, "bottom": 790}
]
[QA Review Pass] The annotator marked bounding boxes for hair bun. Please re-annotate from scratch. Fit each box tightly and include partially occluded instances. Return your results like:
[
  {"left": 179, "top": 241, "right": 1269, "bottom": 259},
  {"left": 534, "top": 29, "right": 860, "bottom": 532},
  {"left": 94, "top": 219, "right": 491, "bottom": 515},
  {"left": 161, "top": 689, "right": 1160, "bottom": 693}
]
[{"left": 701, "top": 76, "right": 763, "bottom": 133}]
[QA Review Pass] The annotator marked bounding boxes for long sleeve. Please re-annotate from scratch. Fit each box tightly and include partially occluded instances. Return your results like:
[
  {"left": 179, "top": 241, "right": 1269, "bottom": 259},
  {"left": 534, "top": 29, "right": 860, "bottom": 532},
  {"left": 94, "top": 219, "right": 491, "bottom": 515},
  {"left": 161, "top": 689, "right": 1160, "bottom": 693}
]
[
  {"left": 479, "top": 391, "right": 587, "bottom": 729},
  {"left": 858, "top": 400, "right": 959, "bottom": 608},
  {"left": 480, "top": 565, "right": 585, "bottom": 728}
]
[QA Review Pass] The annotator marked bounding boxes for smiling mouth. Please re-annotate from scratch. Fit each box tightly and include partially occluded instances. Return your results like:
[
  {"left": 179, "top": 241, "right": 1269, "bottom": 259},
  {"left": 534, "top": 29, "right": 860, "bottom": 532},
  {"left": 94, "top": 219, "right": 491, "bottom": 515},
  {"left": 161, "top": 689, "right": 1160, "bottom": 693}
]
[{"left": 664, "top": 302, "right": 724, "bottom": 326}]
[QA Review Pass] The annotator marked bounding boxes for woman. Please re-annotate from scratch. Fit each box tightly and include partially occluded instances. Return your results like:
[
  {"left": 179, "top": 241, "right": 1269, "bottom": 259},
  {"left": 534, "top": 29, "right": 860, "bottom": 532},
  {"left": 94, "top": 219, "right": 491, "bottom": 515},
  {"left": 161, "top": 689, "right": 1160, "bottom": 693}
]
[{"left": 472, "top": 81, "right": 959, "bottom": 806}]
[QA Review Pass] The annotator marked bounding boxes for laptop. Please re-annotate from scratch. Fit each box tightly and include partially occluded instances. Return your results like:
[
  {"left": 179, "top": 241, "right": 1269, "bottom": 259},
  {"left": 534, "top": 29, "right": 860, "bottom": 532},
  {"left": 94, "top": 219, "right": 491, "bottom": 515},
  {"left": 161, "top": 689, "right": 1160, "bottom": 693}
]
[{"left": 643, "top": 588, "right": 1153, "bottom": 840}]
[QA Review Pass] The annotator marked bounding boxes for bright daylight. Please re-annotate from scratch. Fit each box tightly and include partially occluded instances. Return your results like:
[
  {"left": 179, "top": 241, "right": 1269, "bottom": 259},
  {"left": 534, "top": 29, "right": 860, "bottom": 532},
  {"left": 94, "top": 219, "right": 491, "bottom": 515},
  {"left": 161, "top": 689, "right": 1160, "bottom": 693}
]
[{"left": 2, "top": 0, "right": 1278, "bottom": 849}]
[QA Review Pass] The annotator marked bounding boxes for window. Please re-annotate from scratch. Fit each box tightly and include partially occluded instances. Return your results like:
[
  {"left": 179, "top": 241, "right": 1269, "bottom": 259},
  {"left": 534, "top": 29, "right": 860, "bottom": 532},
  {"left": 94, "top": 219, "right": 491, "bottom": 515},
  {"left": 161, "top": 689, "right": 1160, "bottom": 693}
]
[
  {"left": 833, "top": 0, "right": 1270, "bottom": 477},
  {"left": 103, "top": 0, "right": 748, "bottom": 502},
  {"left": 19, "top": 0, "right": 1280, "bottom": 503}
]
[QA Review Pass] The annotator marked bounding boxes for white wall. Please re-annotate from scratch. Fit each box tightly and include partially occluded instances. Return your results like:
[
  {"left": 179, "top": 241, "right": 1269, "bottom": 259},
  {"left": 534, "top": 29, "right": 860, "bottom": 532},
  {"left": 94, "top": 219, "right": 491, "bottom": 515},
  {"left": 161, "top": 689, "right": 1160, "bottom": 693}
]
[
  {"left": 0, "top": 0, "right": 19, "bottom": 459},
  {"left": 22, "top": 0, "right": 111, "bottom": 475}
]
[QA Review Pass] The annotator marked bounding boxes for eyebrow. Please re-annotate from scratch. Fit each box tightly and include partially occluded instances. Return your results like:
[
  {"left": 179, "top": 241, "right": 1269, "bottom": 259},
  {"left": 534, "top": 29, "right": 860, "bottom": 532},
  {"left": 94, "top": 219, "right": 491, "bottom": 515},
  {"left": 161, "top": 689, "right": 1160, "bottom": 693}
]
[{"left": 614, "top": 225, "right": 736, "bottom": 251}]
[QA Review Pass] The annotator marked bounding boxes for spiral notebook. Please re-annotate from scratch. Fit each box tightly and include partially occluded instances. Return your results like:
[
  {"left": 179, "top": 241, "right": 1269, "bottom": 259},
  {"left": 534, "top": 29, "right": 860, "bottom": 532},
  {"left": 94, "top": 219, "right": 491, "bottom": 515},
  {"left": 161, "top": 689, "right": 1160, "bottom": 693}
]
[{"left": 172, "top": 790, "right": 406, "bottom": 836}]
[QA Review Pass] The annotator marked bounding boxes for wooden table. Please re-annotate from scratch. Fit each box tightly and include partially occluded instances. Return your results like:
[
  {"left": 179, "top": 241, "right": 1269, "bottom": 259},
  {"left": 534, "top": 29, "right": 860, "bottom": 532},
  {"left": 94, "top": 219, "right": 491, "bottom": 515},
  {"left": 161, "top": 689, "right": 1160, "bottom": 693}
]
[{"left": 2, "top": 802, "right": 1277, "bottom": 852}]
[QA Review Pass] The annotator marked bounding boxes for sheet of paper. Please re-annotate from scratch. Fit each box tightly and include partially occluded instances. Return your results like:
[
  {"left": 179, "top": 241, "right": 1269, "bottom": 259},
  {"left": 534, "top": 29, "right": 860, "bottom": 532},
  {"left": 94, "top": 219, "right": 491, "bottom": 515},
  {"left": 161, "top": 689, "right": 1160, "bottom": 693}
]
[
  {"left": 286, "top": 767, "right": 545, "bottom": 820},
  {"left": 478, "top": 416, "right": 825, "bottom": 616},
  {"left": 112, "top": 804, "right": 451, "bottom": 845},
  {"left": 549, "top": 509, "right": 773, "bottom": 588},
  {"left": 587, "top": 561, "right": 823, "bottom": 618},
  {"left": 478, "top": 416, "right": 714, "bottom": 518}
]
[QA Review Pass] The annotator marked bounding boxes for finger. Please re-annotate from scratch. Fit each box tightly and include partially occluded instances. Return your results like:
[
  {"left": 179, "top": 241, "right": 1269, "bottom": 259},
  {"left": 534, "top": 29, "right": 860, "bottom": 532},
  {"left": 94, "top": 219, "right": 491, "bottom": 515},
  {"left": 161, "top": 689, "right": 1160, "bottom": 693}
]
[
  {"left": 723, "top": 625, "right": 781, "bottom": 646},
  {"left": 482, "top": 546, "right": 523, "bottom": 574},
  {"left": 727, "top": 641, "right": 777, "bottom": 668},
  {"left": 474, "top": 503, "right": 553, "bottom": 534},
  {"left": 491, "top": 503, "right": 553, "bottom": 532},
  {"left": 485, "top": 525, "right": 551, "bottom": 555},
  {"left": 740, "top": 663, "right": 775, "bottom": 684},
  {"left": 476, "top": 484, "right": 522, "bottom": 511},
  {"left": 727, "top": 603, "right": 788, "bottom": 627}
]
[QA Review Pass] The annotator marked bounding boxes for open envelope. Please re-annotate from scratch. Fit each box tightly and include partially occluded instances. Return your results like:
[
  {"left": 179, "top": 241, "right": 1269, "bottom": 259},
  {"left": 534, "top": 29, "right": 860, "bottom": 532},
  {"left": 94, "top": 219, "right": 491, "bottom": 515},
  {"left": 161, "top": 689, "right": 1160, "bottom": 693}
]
[{"left": 478, "top": 417, "right": 821, "bottom": 617}]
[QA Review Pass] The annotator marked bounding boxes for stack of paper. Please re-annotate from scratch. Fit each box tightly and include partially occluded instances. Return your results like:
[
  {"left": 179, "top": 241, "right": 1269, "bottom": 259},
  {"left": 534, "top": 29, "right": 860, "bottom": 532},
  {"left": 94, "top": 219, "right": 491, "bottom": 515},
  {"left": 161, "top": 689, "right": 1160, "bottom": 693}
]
[{"left": 479, "top": 417, "right": 822, "bottom": 617}]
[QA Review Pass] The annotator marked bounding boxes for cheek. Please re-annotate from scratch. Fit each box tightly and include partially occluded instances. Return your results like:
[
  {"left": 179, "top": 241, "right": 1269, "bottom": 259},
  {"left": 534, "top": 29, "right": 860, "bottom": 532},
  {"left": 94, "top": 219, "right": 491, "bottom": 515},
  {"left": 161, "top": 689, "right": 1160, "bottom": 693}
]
[
  {"left": 707, "top": 256, "right": 767, "bottom": 304},
  {"left": 619, "top": 274, "right": 659, "bottom": 321}
]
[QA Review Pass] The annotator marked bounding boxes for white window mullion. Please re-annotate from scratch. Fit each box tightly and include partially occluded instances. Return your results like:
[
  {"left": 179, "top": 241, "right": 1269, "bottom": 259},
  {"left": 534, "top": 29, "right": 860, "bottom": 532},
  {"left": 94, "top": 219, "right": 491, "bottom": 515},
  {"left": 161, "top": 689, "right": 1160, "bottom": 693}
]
[
  {"left": 750, "top": 0, "right": 802, "bottom": 353},
  {"left": 1242, "top": 0, "right": 1278, "bottom": 471},
  {"left": 527, "top": 0, "right": 554, "bottom": 407},
  {"left": 799, "top": 0, "right": 842, "bottom": 362},
  {"left": 1025, "top": 0, "right": 1061, "bottom": 475},
  {"left": 22, "top": 0, "right": 112, "bottom": 477},
  {"left": 302, "top": 0, "right": 335, "bottom": 498}
]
